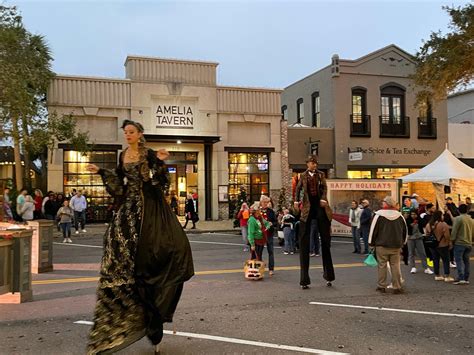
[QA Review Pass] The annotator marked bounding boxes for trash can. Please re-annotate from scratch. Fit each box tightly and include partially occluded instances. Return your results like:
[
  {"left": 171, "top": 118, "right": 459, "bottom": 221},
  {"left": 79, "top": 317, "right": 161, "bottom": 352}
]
[
  {"left": 27, "top": 220, "right": 54, "bottom": 273},
  {"left": 0, "top": 238, "right": 13, "bottom": 296},
  {"left": 0, "top": 229, "right": 33, "bottom": 304}
]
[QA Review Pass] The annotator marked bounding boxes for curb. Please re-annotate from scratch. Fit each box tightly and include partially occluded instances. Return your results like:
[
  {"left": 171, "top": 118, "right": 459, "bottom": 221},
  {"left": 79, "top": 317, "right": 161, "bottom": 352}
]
[{"left": 185, "top": 229, "right": 240, "bottom": 235}]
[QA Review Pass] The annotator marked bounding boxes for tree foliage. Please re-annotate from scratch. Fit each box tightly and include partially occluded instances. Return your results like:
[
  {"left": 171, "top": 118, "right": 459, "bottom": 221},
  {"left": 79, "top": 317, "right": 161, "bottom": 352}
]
[
  {"left": 0, "top": 5, "right": 90, "bottom": 189},
  {"left": 413, "top": 4, "right": 474, "bottom": 102}
]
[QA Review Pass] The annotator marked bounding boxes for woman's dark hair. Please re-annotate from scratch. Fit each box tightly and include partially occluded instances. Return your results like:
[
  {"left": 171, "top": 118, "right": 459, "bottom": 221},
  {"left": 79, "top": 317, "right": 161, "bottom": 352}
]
[
  {"left": 430, "top": 210, "right": 443, "bottom": 227},
  {"left": 121, "top": 119, "right": 144, "bottom": 133}
]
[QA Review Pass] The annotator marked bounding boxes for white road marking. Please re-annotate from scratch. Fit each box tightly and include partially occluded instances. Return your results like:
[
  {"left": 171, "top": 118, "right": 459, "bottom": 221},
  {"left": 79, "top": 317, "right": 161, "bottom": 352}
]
[
  {"left": 53, "top": 242, "right": 102, "bottom": 248},
  {"left": 73, "top": 320, "right": 347, "bottom": 354},
  {"left": 162, "top": 330, "right": 348, "bottom": 354},
  {"left": 74, "top": 320, "right": 94, "bottom": 325},
  {"left": 309, "top": 302, "right": 474, "bottom": 319}
]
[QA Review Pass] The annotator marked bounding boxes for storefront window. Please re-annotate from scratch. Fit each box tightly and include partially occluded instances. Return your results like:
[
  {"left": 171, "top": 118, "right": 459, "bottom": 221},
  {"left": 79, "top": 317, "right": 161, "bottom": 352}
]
[
  {"left": 167, "top": 152, "right": 198, "bottom": 216},
  {"left": 348, "top": 170, "right": 372, "bottom": 179},
  {"left": 63, "top": 150, "right": 117, "bottom": 221},
  {"left": 228, "top": 153, "right": 270, "bottom": 211}
]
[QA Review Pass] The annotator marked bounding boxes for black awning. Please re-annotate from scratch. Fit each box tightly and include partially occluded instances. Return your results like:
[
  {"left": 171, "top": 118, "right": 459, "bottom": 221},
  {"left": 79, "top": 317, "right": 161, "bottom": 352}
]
[
  {"left": 224, "top": 147, "right": 275, "bottom": 153},
  {"left": 144, "top": 135, "right": 221, "bottom": 144}
]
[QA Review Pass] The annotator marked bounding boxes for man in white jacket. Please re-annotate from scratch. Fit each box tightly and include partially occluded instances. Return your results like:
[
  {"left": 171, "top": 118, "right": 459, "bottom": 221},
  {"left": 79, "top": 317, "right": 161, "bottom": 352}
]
[{"left": 349, "top": 200, "right": 362, "bottom": 254}]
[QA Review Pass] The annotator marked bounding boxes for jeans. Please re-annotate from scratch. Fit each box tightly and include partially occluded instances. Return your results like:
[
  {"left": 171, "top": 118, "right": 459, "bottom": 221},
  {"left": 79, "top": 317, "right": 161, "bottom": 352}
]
[
  {"left": 283, "top": 226, "right": 295, "bottom": 252},
  {"left": 407, "top": 238, "right": 428, "bottom": 268},
  {"left": 266, "top": 232, "right": 275, "bottom": 271},
  {"left": 241, "top": 226, "right": 249, "bottom": 246},
  {"left": 360, "top": 227, "right": 369, "bottom": 253},
  {"left": 60, "top": 222, "right": 72, "bottom": 238},
  {"left": 74, "top": 210, "right": 86, "bottom": 231},
  {"left": 453, "top": 245, "right": 471, "bottom": 281},
  {"left": 351, "top": 226, "right": 361, "bottom": 253},
  {"left": 431, "top": 246, "right": 450, "bottom": 276},
  {"left": 309, "top": 219, "right": 320, "bottom": 254},
  {"left": 251, "top": 244, "right": 265, "bottom": 261}
]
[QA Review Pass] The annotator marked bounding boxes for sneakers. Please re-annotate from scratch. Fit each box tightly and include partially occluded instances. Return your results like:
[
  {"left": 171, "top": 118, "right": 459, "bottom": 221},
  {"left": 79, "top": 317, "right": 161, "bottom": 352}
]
[
  {"left": 269, "top": 270, "right": 274, "bottom": 276},
  {"left": 62, "top": 238, "right": 67, "bottom": 243},
  {"left": 453, "top": 280, "right": 467, "bottom": 285},
  {"left": 315, "top": 254, "right": 320, "bottom": 257},
  {"left": 67, "top": 238, "right": 72, "bottom": 243},
  {"left": 290, "top": 251, "right": 294, "bottom": 255},
  {"left": 450, "top": 262, "right": 456, "bottom": 268},
  {"left": 424, "top": 268, "right": 434, "bottom": 275},
  {"left": 75, "top": 230, "right": 79, "bottom": 234},
  {"left": 444, "top": 276, "right": 455, "bottom": 282},
  {"left": 310, "top": 253, "right": 316, "bottom": 257},
  {"left": 376, "top": 287, "right": 386, "bottom": 293},
  {"left": 410, "top": 267, "right": 417, "bottom": 274},
  {"left": 283, "top": 251, "right": 289, "bottom": 255},
  {"left": 81, "top": 229, "right": 87, "bottom": 233},
  {"left": 393, "top": 288, "right": 404, "bottom": 294},
  {"left": 434, "top": 276, "right": 444, "bottom": 281}
]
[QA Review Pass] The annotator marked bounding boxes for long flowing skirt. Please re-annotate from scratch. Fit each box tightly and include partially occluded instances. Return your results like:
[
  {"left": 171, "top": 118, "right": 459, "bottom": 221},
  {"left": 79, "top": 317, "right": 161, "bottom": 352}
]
[{"left": 87, "top": 183, "right": 194, "bottom": 354}]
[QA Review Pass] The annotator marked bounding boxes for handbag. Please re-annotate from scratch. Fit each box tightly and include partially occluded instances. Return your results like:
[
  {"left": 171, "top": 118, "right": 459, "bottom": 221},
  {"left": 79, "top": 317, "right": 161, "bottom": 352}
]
[
  {"left": 424, "top": 222, "right": 440, "bottom": 249},
  {"left": 244, "top": 258, "right": 266, "bottom": 280},
  {"left": 364, "top": 250, "right": 378, "bottom": 267}
]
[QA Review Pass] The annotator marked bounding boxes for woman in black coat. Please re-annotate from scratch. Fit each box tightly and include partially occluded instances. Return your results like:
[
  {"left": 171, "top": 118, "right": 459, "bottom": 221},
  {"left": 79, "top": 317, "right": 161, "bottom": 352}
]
[{"left": 183, "top": 194, "right": 198, "bottom": 229}]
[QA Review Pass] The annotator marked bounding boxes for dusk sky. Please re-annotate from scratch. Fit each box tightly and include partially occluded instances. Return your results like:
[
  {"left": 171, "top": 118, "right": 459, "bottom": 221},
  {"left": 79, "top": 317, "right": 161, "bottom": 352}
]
[{"left": 15, "top": 0, "right": 470, "bottom": 89}]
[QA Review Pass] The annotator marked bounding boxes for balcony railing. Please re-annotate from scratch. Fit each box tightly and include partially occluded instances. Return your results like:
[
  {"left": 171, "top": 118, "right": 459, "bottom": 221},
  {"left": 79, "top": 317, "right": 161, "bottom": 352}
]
[
  {"left": 418, "top": 117, "right": 437, "bottom": 139},
  {"left": 379, "top": 116, "right": 410, "bottom": 138},
  {"left": 350, "top": 114, "right": 371, "bottom": 137}
]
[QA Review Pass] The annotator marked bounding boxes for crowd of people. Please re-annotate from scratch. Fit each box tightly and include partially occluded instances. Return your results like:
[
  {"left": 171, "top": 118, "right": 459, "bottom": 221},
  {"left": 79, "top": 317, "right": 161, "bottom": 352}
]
[
  {"left": 235, "top": 158, "right": 473, "bottom": 292},
  {"left": 2, "top": 187, "right": 88, "bottom": 243},
  {"left": 237, "top": 155, "right": 335, "bottom": 288}
]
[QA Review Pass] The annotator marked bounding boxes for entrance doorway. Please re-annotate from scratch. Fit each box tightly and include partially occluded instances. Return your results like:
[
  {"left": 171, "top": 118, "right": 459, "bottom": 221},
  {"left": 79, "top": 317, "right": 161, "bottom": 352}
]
[{"left": 167, "top": 152, "right": 198, "bottom": 216}]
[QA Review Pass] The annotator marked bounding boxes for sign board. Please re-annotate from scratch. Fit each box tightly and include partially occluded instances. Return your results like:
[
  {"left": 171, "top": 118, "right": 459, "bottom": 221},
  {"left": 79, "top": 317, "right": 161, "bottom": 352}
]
[
  {"left": 326, "top": 179, "right": 399, "bottom": 237},
  {"left": 155, "top": 104, "right": 195, "bottom": 129},
  {"left": 348, "top": 152, "right": 363, "bottom": 161}
]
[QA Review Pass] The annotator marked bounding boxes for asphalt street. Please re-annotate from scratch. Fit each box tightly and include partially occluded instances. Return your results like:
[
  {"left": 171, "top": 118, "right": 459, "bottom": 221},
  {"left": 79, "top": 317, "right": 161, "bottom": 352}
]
[{"left": 0, "top": 226, "right": 473, "bottom": 355}]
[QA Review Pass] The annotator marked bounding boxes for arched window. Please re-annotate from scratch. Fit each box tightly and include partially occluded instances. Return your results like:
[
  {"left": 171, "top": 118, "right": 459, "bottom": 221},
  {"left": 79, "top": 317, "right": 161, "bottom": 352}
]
[
  {"left": 379, "top": 83, "right": 409, "bottom": 137},
  {"left": 380, "top": 84, "right": 405, "bottom": 124},
  {"left": 351, "top": 87, "right": 367, "bottom": 124},
  {"left": 297, "top": 98, "right": 304, "bottom": 123},
  {"left": 311, "top": 92, "right": 320, "bottom": 127},
  {"left": 350, "top": 87, "right": 370, "bottom": 136},
  {"left": 281, "top": 105, "right": 288, "bottom": 120}
]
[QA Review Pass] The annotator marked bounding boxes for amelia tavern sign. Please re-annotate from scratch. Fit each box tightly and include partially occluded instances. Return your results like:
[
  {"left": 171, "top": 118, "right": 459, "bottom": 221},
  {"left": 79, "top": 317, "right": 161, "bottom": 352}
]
[{"left": 156, "top": 105, "right": 194, "bottom": 129}]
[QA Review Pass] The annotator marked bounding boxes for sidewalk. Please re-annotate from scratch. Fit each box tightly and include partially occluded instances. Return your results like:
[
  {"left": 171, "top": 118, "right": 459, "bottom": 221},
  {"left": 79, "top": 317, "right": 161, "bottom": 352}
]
[{"left": 67, "top": 219, "right": 239, "bottom": 236}]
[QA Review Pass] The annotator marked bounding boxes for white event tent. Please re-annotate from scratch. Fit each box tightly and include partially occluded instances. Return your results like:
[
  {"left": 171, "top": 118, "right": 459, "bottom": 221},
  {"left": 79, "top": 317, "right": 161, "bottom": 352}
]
[
  {"left": 401, "top": 148, "right": 474, "bottom": 207},
  {"left": 401, "top": 148, "right": 474, "bottom": 186}
]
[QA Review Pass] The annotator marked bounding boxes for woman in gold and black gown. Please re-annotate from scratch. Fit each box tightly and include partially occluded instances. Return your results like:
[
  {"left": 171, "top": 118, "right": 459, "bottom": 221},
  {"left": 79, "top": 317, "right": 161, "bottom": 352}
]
[{"left": 86, "top": 120, "right": 194, "bottom": 354}]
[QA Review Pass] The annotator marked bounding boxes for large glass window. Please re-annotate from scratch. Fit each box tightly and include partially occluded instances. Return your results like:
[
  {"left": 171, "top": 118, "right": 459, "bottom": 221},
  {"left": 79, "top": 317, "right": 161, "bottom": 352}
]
[
  {"left": 63, "top": 150, "right": 117, "bottom": 221},
  {"left": 228, "top": 153, "right": 270, "bottom": 206}
]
